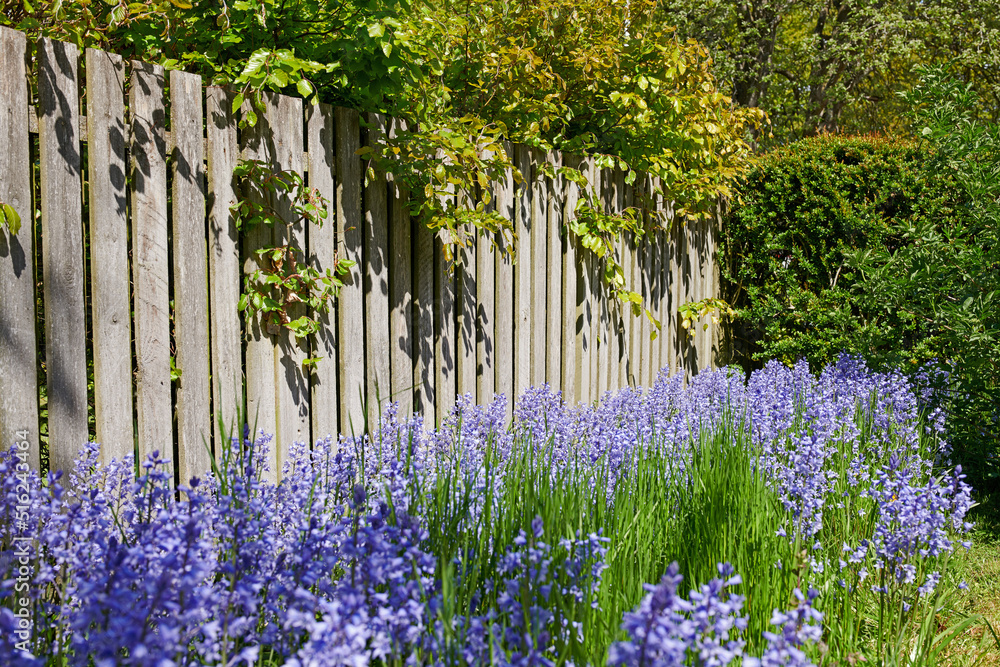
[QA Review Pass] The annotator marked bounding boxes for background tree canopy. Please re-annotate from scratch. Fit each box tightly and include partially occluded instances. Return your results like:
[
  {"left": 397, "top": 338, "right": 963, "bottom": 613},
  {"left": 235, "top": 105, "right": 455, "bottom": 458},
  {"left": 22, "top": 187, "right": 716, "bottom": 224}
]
[
  {"left": 1, "top": 0, "right": 757, "bottom": 221},
  {"left": 657, "top": 0, "right": 1000, "bottom": 143}
]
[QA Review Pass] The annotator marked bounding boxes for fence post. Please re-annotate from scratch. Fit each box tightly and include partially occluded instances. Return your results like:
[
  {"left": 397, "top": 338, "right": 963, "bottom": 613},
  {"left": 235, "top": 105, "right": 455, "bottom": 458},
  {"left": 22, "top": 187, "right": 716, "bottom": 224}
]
[
  {"left": 0, "top": 27, "right": 39, "bottom": 468},
  {"left": 364, "top": 113, "right": 391, "bottom": 425},
  {"left": 335, "top": 108, "right": 366, "bottom": 435},
  {"left": 170, "top": 69, "right": 212, "bottom": 483},
  {"left": 39, "top": 37, "right": 89, "bottom": 473},
  {"left": 306, "top": 102, "right": 339, "bottom": 442},
  {"left": 206, "top": 87, "right": 243, "bottom": 450},
  {"left": 86, "top": 47, "right": 133, "bottom": 465}
]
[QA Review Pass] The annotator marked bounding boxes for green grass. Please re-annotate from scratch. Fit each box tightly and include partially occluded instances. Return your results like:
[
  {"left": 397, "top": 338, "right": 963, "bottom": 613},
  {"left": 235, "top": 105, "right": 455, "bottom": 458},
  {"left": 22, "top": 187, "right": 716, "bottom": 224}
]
[{"left": 942, "top": 495, "right": 1000, "bottom": 665}]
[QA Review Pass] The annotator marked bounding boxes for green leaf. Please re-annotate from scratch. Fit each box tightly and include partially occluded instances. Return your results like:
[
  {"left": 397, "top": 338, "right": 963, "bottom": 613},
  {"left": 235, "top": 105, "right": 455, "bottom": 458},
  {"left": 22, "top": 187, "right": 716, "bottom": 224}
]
[
  {"left": 368, "top": 23, "right": 385, "bottom": 39},
  {"left": 1, "top": 204, "right": 21, "bottom": 236},
  {"left": 231, "top": 93, "right": 244, "bottom": 115},
  {"left": 296, "top": 78, "right": 314, "bottom": 99}
]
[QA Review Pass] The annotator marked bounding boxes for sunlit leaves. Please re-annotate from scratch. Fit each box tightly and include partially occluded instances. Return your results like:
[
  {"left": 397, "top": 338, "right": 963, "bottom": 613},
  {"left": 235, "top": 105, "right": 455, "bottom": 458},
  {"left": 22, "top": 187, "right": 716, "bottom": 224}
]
[{"left": 0, "top": 203, "right": 21, "bottom": 236}]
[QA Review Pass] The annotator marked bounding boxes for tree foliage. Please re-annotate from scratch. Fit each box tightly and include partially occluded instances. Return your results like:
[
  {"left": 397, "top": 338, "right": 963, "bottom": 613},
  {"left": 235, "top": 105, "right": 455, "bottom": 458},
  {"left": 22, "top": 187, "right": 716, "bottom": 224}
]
[
  {"left": 656, "top": 0, "right": 1000, "bottom": 143},
  {"left": 1, "top": 0, "right": 761, "bottom": 316},
  {"left": 848, "top": 67, "right": 1000, "bottom": 489}
]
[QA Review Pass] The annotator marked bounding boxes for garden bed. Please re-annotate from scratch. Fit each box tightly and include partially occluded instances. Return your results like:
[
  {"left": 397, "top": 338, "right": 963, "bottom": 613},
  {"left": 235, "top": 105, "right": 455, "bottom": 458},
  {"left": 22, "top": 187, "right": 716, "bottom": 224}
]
[{"left": 0, "top": 355, "right": 979, "bottom": 665}]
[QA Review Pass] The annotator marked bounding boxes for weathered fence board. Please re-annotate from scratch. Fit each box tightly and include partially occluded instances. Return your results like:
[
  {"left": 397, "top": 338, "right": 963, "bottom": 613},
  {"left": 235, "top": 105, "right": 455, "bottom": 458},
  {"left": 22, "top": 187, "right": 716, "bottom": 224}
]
[
  {"left": 130, "top": 60, "right": 172, "bottom": 472},
  {"left": 387, "top": 120, "right": 413, "bottom": 417},
  {"left": 86, "top": 48, "right": 133, "bottom": 466},
  {"left": 306, "top": 102, "right": 338, "bottom": 442},
  {"left": 434, "top": 230, "right": 456, "bottom": 422},
  {"left": 596, "top": 168, "right": 612, "bottom": 398},
  {"left": 413, "top": 220, "right": 436, "bottom": 424},
  {"left": 613, "top": 169, "right": 628, "bottom": 390},
  {"left": 336, "top": 107, "right": 366, "bottom": 435},
  {"left": 364, "top": 113, "right": 391, "bottom": 424},
  {"left": 494, "top": 144, "right": 516, "bottom": 421},
  {"left": 170, "top": 69, "right": 212, "bottom": 482},
  {"left": 625, "top": 213, "right": 639, "bottom": 386},
  {"left": 561, "top": 155, "right": 580, "bottom": 403},
  {"left": 476, "top": 203, "right": 495, "bottom": 403},
  {"left": 458, "top": 220, "right": 477, "bottom": 400},
  {"left": 205, "top": 87, "right": 243, "bottom": 447},
  {"left": 643, "top": 228, "right": 657, "bottom": 389},
  {"left": 530, "top": 149, "right": 548, "bottom": 389},
  {"left": 546, "top": 151, "right": 563, "bottom": 390},
  {"left": 0, "top": 28, "right": 39, "bottom": 467},
  {"left": 38, "top": 38, "right": 89, "bottom": 473},
  {"left": 583, "top": 159, "right": 600, "bottom": 406},
  {"left": 241, "top": 96, "right": 278, "bottom": 479},
  {"left": 514, "top": 145, "right": 532, "bottom": 402},
  {"left": 270, "top": 94, "right": 308, "bottom": 467}
]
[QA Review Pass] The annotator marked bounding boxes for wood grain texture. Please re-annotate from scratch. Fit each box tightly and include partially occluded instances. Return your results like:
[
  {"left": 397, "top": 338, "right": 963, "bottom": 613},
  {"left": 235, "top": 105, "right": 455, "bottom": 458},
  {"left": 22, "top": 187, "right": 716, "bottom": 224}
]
[
  {"left": 529, "top": 148, "right": 547, "bottom": 389},
  {"left": 560, "top": 154, "right": 580, "bottom": 403},
  {"left": 494, "top": 142, "right": 515, "bottom": 423},
  {"left": 710, "top": 204, "right": 722, "bottom": 369},
  {"left": 413, "top": 219, "right": 435, "bottom": 424},
  {"left": 39, "top": 38, "right": 89, "bottom": 473},
  {"left": 335, "top": 107, "right": 366, "bottom": 435},
  {"left": 644, "top": 225, "right": 658, "bottom": 388},
  {"left": 129, "top": 60, "right": 172, "bottom": 473},
  {"left": 457, "top": 213, "right": 477, "bottom": 400},
  {"left": 170, "top": 69, "right": 211, "bottom": 483},
  {"left": 659, "top": 186, "right": 677, "bottom": 377},
  {"left": 205, "top": 87, "right": 243, "bottom": 448},
  {"left": 677, "top": 217, "right": 691, "bottom": 375},
  {"left": 584, "top": 159, "right": 599, "bottom": 406},
  {"left": 513, "top": 144, "right": 532, "bottom": 402},
  {"left": 306, "top": 102, "right": 338, "bottom": 442},
  {"left": 271, "top": 94, "right": 309, "bottom": 465},
  {"left": 610, "top": 239, "right": 623, "bottom": 393},
  {"left": 596, "top": 167, "right": 612, "bottom": 398},
  {"left": 545, "top": 150, "right": 562, "bottom": 391},
  {"left": 240, "top": 96, "right": 278, "bottom": 479},
  {"left": 86, "top": 48, "right": 132, "bottom": 466},
  {"left": 646, "top": 176, "right": 661, "bottom": 386},
  {"left": 614, "top": 169, "right": 628, "bottom": 390},
  {"left": 364, "top": 113, "right": 391, "bottom": 424},
  {"left": 241, "top": 93, "right": 309, "bottom": 475},
  {"left": 685, "top": 217, "right": 699, "bottom": 373},
  {"left": 387, "top": 117, "right": 413, "bottom": 417},
  {"left": 0, "top": 28, "right": 39, "bottom": 468},
  {"left": 475, "top": 189, "right": 495, "bottom": 403},
  {"left": 625, "top": 185, "right": 639, "bottom": 387},
  {"left": 434, "top": 230, "right": 456, "bottom": 423}
]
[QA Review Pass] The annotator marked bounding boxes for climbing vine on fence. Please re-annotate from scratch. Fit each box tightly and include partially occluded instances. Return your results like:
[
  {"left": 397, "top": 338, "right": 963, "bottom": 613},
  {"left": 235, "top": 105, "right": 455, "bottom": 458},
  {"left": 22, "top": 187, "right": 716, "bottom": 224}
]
[{"left": 232, "top": 159, "right": 355, "bottom": 366}]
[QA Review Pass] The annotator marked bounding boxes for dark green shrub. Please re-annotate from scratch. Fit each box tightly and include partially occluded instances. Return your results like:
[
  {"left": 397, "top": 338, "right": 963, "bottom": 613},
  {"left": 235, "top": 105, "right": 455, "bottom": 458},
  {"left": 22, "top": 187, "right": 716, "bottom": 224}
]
[
  {"left": 720, "top": 134, "right": 972, "bottom": 369},
  {"left": 721, "top": 121, "right": 1000, "bottom": 494}
]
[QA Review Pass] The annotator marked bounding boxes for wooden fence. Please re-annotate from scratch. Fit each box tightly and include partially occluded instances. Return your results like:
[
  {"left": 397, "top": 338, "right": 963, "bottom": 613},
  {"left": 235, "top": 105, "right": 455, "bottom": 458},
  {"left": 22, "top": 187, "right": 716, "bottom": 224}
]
[{"left": 0, "top": 27, "right": 720, "bottom": 483}]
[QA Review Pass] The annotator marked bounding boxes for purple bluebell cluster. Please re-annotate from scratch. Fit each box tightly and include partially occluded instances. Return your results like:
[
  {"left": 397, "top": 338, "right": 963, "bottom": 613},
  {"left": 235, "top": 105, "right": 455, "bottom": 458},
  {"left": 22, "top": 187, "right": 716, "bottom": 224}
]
[
  {"left": 608, "top": 562, "right": 748, "bottom": 667},
  {"left": 745, "top": 589, "right": 824, "bottom": 667},
  {"left": 0, "top": 355, "right": 974, "bottom": 665},
  {"left": 446, "top": 516, "right": 609, "bottom": 666}
]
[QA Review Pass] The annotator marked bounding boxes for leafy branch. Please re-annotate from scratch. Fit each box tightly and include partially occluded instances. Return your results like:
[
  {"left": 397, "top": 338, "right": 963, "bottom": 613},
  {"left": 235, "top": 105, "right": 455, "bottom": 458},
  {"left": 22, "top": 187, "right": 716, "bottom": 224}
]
[
  {"left": 679, "top": 298, "right": 737, "bottom": 339},
  {"left": 232, "top": 159, "right": 355, "bottom": 362}
]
